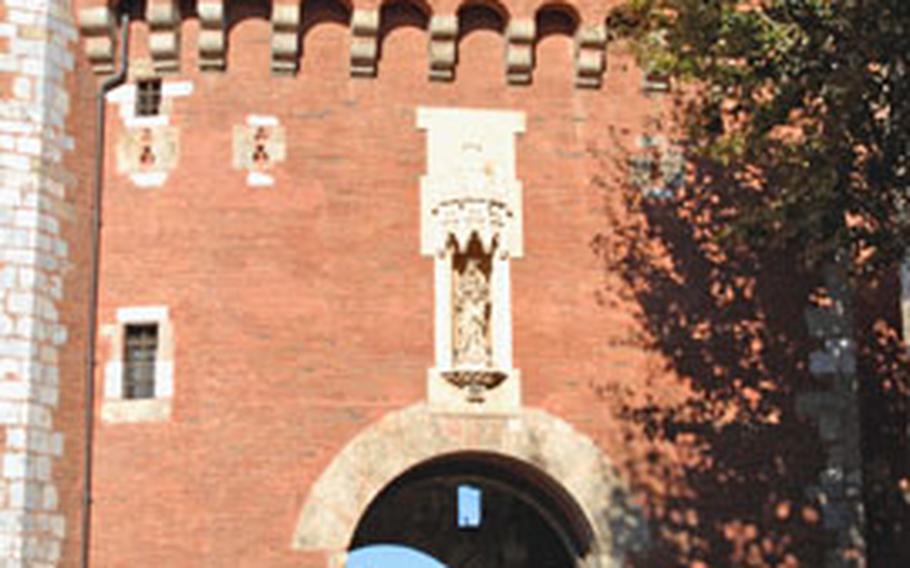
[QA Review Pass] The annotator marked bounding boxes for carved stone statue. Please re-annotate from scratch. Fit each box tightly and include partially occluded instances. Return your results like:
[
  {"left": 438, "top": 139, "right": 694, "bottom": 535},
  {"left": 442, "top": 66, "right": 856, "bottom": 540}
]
[{"left": 453, "top": 258, "right": 492, "bottom": 368}]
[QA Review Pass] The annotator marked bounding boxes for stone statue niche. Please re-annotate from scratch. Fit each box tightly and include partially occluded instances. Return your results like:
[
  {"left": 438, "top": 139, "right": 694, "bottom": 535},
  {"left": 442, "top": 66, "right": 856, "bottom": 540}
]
[
  {"left": 418, "top": 107, "right": 525, "bottom": 409},
  {"left": 445, "top": 232, "right": 506, "bottom": 402},
  {"left": 452, "top": 233, "right": 493, "bottom": 369}
]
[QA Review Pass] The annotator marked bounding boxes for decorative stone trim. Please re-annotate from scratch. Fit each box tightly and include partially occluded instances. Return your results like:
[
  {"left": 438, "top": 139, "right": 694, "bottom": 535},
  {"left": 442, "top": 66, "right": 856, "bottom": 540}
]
[
  {"left": 428, "top": 15, "right": 458, "bottom": 82},
  {"left": 115, "top": 125, "right": 179, "bottom": 188},
  {"left": 147, "top": 1, "right": 181, "bottom": 74},
  {"left": 107, "top": 80, "right": 193, "bottom": 188},
  {"left": 77, "top": 7, "right": 116, "bottom": 75},
  {"left": 99, "top": 306, "right": 174, "bottom": 424},
  {"left": 271, "top": 2, "right": 301, "bottom": 76},
  {"left": 100, "top": 399, "right": 171, "bottom": 424},
  {"left": 505, "top": 19, "right": 535, "bottom": 85},
  {"left": 292, "top": 403, "right": 644, "bottom": 567},
  {"left": 108, "top": 80, "right": 194, "bottom": 127},
  {"left": 798, "top": 263, "right": 866, "bottom": 567},
  {"left": 350, "top": 9, "right": 380, "bottom": 78},
  {"left": 418, "top": 107, "right": 525, "bottom": 411},
  {"left": 198, "top": 1, "right": 226, "bottom": 71},
  {"left": 74, "top": 8, "right": 620, "bottom": 89},
  {"left": 232, "top": 115, "right": 287, "bottom": 187},
  {"left": 440, "top": 369, "right": 507, "bottom": 403},
  {"left": 574, "top": 24, "right": 607, "bottom": 89},
  {"left": 418, "top": 108, "right": 525, "bottom": 258}
]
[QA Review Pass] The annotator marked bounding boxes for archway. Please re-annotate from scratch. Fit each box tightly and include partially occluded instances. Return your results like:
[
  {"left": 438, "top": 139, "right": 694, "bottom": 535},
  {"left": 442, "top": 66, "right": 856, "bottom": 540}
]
[
  {"left": 291, "top": 403, "right": 647, "bottom": 567},
  {"left": 349, "top": 452, "right": 591, "bottom": 567}
]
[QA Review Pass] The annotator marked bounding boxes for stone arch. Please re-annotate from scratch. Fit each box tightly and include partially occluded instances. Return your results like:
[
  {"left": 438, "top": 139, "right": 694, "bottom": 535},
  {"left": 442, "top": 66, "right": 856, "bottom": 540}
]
[{"left": 291, "top": 403, "right": 647, "bottom": 567}]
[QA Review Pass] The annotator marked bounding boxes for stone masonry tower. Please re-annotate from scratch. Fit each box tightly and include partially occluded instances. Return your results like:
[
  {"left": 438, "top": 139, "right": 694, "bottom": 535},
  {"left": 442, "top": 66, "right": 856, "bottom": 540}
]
[{"left": 0, "top": 0, "right": 83, "bottom": 565}]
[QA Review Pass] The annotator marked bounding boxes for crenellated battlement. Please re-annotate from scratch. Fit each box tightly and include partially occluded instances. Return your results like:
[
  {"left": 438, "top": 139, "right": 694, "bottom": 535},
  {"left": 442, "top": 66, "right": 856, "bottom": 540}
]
[{"left": 76, "top": 0, "right": 618, "bottom": 88}]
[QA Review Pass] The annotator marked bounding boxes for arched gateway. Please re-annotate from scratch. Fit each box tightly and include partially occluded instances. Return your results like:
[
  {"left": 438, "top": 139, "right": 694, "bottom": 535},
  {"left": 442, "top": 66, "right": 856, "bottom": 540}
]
[{"left": 292, "top": 404, "right": 646, "bottom": 567}]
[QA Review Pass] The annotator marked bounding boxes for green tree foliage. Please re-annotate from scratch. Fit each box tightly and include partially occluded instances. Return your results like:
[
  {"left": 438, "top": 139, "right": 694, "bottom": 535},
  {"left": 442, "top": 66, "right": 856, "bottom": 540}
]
[{"left": 611, "top": 0, "right": 910, "bottom": 273}]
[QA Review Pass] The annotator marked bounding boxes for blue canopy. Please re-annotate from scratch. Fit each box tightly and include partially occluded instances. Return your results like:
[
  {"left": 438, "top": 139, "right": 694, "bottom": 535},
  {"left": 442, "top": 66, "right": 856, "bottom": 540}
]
[{"left": 347, "top": 544, "right": 448, "bottom": 568}]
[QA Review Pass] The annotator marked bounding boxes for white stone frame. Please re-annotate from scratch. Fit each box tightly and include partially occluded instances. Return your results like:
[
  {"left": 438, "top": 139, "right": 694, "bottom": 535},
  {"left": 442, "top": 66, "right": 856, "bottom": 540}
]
[
  {"left": 107, "top": 79, "right": 193, "bottom": 188},
  {"left": 100, "top": 305, "right": 174, "bottom": 423},
  {"left": 417, "top": 107, "right": 525, "bottom": 412},
  {"left": 231, "top": 114, "right": 287, "bottom": 187}
]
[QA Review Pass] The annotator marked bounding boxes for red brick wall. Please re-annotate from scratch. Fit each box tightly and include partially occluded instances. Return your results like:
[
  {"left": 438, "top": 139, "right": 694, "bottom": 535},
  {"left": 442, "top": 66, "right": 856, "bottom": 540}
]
[{"left": 72, "top": 2, "right": 832, "bottom": 567}]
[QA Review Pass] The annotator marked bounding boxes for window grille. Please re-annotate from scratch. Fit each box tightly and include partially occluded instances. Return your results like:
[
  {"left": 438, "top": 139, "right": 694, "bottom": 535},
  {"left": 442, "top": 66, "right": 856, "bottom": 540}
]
[
  {"left": 123, "top": 323, "right": 158, "bottom": 399},
  {"left": 135, "top": 79, "right": 163, "bottom": 117}
]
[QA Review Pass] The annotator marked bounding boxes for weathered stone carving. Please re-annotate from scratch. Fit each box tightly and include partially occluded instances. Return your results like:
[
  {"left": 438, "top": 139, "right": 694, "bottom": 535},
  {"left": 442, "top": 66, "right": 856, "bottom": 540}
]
[
  {"left": 419, "top": 107, "right": 525, "bottom": 410},
  {"left": 232, "top": 116, "right": 287, "bottom": 186},
  {"left": 506, "top": 19, "right": 535, "bottom": 85},
  {"left": 271, "top": 2, "right": 301, "bottom": 75},
  {"left": 453, "top": 257, "right": 492, "bottom": 368},
  {"left": 198, "top": 1, "right": 226, "bottom": 71},
  {"left": 574, "top": 24, "right": 607, "bottom": 89},
  {"left": 440, "top": 370, "right": 507, "bottom": 403},
  {"left": 422, "top": 129, "right": 523, "bottom": 258},
  {"left": 429, "top": 15, "right": 458, "bottom": 81},
  {"left": 350, "top": 9, "right": 380, "bottom": 77},
  {"left": 78, "top": 7, "right": 116, "bottom": 75},
  {"left": 147, "top": 1, "right": 181, "bottom": 73},
  {"left": 116, "top": 126, "right": 179, "bottom": 188}
]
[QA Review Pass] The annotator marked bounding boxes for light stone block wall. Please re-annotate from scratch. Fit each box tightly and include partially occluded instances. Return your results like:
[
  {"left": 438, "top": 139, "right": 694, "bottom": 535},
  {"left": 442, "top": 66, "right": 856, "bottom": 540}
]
[
  {"left": 799, "top": 263, "right": 866, "bottom": 568},
  {"left": 0, "top": 0, "right": 78, "bottom": 564}
]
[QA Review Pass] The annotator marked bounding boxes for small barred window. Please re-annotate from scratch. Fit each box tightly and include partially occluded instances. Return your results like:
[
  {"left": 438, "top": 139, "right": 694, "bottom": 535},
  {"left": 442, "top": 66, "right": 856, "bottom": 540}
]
[
  {"left": 135, "top": 79, "right": 162, "bottom": 117},
  {"left": 123, "top": 323, "right": 157, "bottom": 399}
]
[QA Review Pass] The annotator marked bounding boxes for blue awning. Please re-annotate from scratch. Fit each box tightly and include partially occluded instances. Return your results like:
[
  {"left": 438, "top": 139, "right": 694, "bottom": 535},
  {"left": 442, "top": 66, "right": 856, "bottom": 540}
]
[{"left": 347, "top": 544, "right": 448, "bottom": 568}]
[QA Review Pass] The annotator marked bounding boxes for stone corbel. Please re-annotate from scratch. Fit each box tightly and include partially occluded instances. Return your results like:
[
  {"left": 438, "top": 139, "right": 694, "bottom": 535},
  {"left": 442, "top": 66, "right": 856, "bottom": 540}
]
[
  {"left": 350, "top": 9, "right": 380, "bottom": 78},
  {"left": 574, "top": 23, "right": 607, "bottom": 89},
  {"left": 147, "top": 1, "right": 181, "bottom": 74},
  {"left": 505, "top": 18, "right": 535, "bottom": 85},
  {"left": 198, "top": 1, "right": 226, "bottom": 71},
  {"left": 78, "top": 7, "right": 116, "bottom": 75},
  {"left": 271, "top": 3, "right": 301, "bottom": 75},
  {"left": 428, "top": 15, "right": 458, "bottom": 81}
]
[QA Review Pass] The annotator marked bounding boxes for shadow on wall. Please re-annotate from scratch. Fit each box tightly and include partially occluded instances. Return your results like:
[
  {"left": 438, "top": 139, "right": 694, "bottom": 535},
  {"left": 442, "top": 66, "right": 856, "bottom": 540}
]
[
  {"left": 588, "top": 124, "right": 910, "bottom": 565},
  {"left": 855, "top": 272, "right": 910, "bottom": 567}
]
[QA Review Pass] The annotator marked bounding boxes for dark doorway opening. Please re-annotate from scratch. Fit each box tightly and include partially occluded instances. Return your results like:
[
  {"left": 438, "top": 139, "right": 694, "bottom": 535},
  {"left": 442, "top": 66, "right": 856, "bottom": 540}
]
[{"left": 349, "top": 452, "right": 592, "bottom": 568}]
